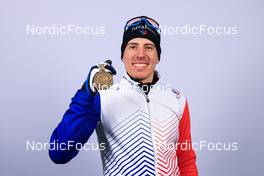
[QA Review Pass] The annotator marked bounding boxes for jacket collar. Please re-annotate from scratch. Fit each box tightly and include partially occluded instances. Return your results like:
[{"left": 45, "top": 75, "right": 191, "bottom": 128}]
[{"left": 122, "top": 71, "right": 160, "bottom": 85}]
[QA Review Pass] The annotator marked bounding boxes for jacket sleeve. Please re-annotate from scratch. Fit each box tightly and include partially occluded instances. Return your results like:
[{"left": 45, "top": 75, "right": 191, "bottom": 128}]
[
  {"left": 49, "top": 85, "right": 101, "bottom": 164},
  {"left": 176, "top": 101, "right": 198, "bottom": 176}
]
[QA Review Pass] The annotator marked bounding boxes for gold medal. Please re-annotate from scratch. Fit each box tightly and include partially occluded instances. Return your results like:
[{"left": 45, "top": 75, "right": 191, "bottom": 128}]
[{"left": 93, "top": 64, "right": 113, "bottom": 90}]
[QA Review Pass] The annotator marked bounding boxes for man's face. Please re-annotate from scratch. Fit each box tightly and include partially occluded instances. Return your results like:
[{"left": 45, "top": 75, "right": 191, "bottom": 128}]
[{"left": 122, "top": 38, "right": 159, "bottom": 83}]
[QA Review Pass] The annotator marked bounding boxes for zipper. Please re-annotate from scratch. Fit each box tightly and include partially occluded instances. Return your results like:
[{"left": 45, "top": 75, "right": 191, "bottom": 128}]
[
  {"left": 138, "top": 86, "right": 150, "bottom": 103},
  {"left": 124, "top": 74, "right": 158, "bottom": 172},
  {"left": 138, "top": 87, "right": 158, "bottom": 173},
  {"left": 145, "top": 94, "right": 150, "bottom": 103}
]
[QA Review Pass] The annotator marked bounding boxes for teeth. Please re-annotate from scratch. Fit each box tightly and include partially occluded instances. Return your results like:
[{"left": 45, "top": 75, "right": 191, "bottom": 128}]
[{"left": 133, "top": 64, "right": 147, "bottom": 67}]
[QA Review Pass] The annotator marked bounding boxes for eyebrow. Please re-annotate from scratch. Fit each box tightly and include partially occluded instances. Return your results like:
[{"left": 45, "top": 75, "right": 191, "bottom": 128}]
[
  {"left": 127, "top": 42, "right": 138, "bottom": 46},
  {"left": 144, "top": 43, "right": 155, "bottom": 46},
  {"left": 127, "top": 42, "right": 154, "bottom": 46}
]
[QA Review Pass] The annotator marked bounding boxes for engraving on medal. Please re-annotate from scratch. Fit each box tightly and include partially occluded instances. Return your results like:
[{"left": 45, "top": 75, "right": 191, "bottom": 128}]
[{"left": 93, "top": 64, "right": 113, "bottom": 90}]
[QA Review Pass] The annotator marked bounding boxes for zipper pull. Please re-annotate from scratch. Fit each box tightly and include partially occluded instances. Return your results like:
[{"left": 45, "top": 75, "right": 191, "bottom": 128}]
[{"left": 146, "top": 95, "right": 150, "bottom": 103}]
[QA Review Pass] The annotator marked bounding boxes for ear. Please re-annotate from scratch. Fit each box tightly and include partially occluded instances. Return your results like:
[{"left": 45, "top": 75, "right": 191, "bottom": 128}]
[{"left": 156, "top": 58, "right": 160, "bottom": 64}]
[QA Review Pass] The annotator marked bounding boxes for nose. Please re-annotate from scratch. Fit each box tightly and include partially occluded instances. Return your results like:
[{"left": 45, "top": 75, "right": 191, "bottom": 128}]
[{"left": 136, "top": 46, "right": 146, "bottom": 58}]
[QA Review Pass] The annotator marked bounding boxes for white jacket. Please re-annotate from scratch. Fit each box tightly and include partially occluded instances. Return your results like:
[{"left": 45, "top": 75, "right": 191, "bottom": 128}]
[{"left": 97, "top": 73, "right": 189, "bottom": 176}]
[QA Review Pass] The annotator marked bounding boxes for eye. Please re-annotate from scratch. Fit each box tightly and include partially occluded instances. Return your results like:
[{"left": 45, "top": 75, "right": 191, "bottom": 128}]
[
  {"left": 145, "top": 45, "right": 154, "bottom": 51},
  {"left": 128, "top": 45, "right": 137, "bottom": 50}
]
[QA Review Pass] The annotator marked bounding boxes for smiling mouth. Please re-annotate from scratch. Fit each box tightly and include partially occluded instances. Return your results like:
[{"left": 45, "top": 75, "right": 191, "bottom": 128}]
[{"left": 132, "top": 63, "right": 149, "bottom": 69}]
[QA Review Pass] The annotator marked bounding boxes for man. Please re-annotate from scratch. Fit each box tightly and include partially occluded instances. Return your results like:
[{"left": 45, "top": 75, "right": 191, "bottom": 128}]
[{"left": 49, "top": 16, "right": 198, "bottom": 176}]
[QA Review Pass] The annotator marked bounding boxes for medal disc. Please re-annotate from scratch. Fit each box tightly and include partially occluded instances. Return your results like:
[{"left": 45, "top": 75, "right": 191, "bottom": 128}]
[{"left": 93, "top": 71, "right": 113, "bottom": 90}]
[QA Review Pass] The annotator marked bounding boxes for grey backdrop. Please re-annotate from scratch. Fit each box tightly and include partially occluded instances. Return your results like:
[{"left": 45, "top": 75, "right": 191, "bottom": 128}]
[{"left": 1, "top": 0, "right": 263, "bottom": 175}]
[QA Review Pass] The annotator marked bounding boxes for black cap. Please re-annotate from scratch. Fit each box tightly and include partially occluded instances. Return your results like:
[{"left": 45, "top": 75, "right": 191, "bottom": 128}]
[{"left": 121, "top": 16, "right": 161, "bottom": 60}]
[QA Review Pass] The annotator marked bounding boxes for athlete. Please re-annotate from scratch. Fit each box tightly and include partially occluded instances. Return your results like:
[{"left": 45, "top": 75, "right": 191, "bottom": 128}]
[{"left": 49, "top": 16, "right": 198, "bottom": 176}]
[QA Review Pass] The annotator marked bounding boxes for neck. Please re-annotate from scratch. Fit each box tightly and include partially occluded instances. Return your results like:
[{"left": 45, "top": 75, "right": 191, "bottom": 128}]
[
  {"left": 140, "top": 74, "right": 154, "bottom": 84},
  {"left": 127, "top": 71, "right": 159, "bottom": 85}
]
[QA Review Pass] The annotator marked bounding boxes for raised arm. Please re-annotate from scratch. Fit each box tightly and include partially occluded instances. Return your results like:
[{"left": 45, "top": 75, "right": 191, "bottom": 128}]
[{"left": 49, "top": 84, "right": 101, "bottom": 164}]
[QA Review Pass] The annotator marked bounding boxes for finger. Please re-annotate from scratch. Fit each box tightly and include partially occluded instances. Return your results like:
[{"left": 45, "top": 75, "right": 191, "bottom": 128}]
[
  {"left": 105, "top": 64, "right": 117, "bottom": 75},
  {"left": 88, "top": 66, "right": 100, "bottom": 93},
  {"left": 104, "top": 60, "right": 112, "bottom": 65}
]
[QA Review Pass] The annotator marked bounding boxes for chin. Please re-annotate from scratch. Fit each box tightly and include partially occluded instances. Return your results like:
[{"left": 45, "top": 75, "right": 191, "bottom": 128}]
[{"left": 131, "top": 72, "right": 148, "bottom": 80}]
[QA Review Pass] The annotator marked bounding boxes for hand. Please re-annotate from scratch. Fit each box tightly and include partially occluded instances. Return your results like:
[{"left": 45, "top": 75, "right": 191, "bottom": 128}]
[{"left": 84, "top": 60, "right": 116, "bottom": 94}]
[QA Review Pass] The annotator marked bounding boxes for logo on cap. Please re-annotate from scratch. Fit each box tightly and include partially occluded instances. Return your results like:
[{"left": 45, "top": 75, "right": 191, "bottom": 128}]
[{"left": 139, "top": 29, "right": 147, "bottom": 35}]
